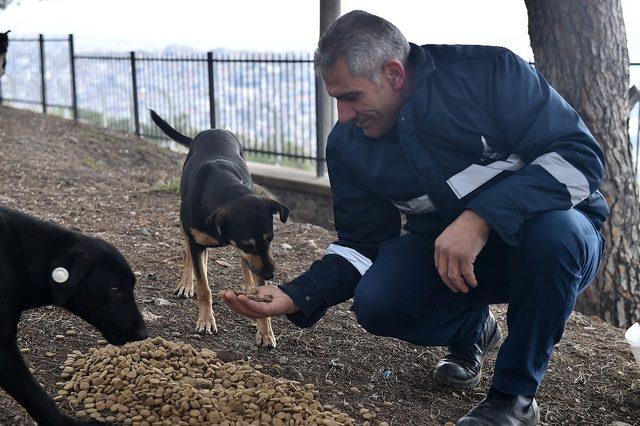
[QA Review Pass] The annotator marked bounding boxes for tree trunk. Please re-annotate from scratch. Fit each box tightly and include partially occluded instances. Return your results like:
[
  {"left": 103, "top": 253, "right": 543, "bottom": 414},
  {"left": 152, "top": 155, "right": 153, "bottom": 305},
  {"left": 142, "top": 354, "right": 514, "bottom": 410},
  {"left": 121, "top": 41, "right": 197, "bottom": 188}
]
[{"left": 525, "top": 0, "right": 640, "bottom": 327}]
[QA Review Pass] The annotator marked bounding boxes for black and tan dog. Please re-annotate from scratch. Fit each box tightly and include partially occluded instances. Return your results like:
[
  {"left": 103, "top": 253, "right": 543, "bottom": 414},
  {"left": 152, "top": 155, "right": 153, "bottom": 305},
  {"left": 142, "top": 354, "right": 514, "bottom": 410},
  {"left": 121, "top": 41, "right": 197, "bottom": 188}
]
[
  {"left": 0, "top": 30, "right": 9, "bottom": 78},
  {"left": 0, "top": 206, "right": 148, "bottom": 425},
  {"left": 150, "top": 110, "right": 288, "bottom": 348}
]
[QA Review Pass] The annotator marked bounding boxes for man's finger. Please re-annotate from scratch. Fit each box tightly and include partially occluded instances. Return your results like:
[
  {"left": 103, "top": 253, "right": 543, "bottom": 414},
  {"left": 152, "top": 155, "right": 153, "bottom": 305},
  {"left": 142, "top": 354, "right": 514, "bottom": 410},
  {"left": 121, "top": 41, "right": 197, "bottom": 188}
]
[
  {"left": 223, "top": 297, "right": 257, "bottom": 319},
  {"left": 221, "top": 290, "right": 274, "bottom": 319},
  {"left": 220, "top": 291, "right": 261, "bottom": 319},
  {"left": 436, "top": 251, "right": 458, "bottom": 293},
  {"left": 461, "top": 261, "right": 477, "bottom": 287},
  {"left": 447, "top": 258, "right": 469, "bottom": 294},
  {"left": 236, "top": 294, "right": 272, "bottom": 317}
]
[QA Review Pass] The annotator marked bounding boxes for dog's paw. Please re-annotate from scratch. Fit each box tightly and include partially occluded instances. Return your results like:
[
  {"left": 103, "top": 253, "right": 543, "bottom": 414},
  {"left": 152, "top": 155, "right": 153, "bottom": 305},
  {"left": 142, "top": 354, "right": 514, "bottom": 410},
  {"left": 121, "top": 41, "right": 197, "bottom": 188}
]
[
  {"left": 174, "top": 285, "right": 195, "bottom": 299},
  {"left": 255, "top": 330, "right": 276, "bottom": 349},
  {"left": 255, "top": 318, "right": 276, "bottom": 349},
  {"left": 196, "top": 314, "right": 217, "bottom": 334}
]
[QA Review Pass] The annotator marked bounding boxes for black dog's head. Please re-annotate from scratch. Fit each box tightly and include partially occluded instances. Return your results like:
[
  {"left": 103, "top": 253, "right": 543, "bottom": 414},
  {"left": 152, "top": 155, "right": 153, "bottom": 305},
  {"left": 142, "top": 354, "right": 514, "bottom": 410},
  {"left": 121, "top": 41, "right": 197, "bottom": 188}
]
[
  {"left": 206, "top": 194, "right": 289, "bottom": 280},
  {"left": 49, "top": 236, "right": 148, "bottom": 346},
  {"left": 0, "top": 31, "right": 9, "bottom": 78}
]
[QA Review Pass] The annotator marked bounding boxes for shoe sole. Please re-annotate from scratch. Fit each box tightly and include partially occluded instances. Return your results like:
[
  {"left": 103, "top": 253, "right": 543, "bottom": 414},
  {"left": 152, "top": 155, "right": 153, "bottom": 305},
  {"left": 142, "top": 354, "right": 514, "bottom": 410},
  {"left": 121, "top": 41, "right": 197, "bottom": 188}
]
[{"left": 432, "top": 321, "right": 503, "bottom": 388}]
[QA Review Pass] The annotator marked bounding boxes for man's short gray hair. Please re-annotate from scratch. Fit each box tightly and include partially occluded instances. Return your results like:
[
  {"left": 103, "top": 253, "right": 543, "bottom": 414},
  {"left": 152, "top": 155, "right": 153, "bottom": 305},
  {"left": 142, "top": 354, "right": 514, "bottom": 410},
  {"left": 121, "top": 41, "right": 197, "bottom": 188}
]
[{"left": 314, "top": 10, "right": 410, "bottom": 80}]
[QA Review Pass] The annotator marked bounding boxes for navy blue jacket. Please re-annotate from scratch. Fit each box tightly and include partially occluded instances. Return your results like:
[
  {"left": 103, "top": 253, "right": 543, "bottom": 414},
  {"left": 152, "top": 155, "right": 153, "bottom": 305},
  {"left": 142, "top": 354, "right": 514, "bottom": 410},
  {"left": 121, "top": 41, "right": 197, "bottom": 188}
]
[{"left": 279, "top": 43, "right": 609, "bottom": 328}]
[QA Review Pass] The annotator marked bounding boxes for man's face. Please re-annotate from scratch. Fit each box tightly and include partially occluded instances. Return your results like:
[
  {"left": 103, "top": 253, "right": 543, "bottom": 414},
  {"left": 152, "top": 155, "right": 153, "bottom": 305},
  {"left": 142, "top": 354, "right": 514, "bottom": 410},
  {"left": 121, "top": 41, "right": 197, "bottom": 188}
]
[{"left": 323, "top": 58, "right": 406, "bottom": 138}]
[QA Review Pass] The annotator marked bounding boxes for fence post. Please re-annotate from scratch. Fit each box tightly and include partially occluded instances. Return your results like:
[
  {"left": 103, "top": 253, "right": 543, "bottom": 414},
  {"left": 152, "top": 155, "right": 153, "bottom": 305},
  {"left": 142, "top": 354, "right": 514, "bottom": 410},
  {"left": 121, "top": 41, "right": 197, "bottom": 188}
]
[
  {"left": 130, "top": 51, "right": 140, "bottom": 137},
  {"left": 68, "top": 34, "right": 78, "bottom": 121},
  {"left": 38, "top": 34, "right": 47, "bottom": 114},
  {"left": 315, "top": 0, "right": 340, "bottom": 177},
  {"left": 207, "top": 51, "right": 216, "bottom": 129}
]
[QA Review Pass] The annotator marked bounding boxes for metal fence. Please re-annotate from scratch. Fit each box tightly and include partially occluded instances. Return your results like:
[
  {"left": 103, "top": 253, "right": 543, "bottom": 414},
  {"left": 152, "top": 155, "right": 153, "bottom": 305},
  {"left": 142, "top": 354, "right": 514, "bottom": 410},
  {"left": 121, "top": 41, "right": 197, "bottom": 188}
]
[
  {"left": 2, "top": 34, "right": 640, "bottom": 178},
  {"left": 0, "top": 34, "right": 323, "bottom": 174}
]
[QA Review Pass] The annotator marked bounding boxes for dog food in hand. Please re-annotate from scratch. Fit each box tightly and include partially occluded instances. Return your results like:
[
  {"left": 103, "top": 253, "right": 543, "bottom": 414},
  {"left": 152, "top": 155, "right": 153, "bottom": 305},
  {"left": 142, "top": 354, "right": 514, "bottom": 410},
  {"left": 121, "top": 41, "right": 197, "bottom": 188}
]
[
  {"left": 55, "top": 337, "right": 355, "bottom": 425},
  {"left": 230, "top": 288, "right": 274, "bottom": 303}
]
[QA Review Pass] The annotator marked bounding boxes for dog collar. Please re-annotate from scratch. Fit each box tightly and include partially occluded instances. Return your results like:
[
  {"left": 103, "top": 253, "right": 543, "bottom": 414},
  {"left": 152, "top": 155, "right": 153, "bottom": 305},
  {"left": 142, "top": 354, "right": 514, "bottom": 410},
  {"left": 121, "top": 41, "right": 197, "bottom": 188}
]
[{"left": 51, "top": 267, "right": 69, "bottom": 283}]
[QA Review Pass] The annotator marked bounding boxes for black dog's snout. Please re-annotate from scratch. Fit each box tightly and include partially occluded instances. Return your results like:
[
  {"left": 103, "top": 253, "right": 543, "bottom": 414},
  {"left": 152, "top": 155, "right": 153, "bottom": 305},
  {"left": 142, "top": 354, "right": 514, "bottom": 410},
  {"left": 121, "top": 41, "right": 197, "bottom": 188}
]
[
  {"left": 261, "top": 271, "right": 274, "bottom": 281},
  {"left": 130, "top": 324, "right": 149, "bottom": 342}
]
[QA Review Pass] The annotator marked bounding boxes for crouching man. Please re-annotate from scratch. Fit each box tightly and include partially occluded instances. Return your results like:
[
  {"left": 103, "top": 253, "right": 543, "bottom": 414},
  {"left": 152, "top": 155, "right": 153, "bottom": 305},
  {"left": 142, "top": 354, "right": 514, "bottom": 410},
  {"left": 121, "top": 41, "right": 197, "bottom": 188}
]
[{"left": 221, "top": 10, "right": 609, "bottom": 426}]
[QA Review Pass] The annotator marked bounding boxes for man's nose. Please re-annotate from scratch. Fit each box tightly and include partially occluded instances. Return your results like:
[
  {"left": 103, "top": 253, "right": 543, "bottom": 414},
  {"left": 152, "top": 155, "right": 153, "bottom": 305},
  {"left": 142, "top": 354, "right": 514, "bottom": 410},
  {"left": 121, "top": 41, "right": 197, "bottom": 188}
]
[{"left": 337, "top": 101, "right": 357, "bottom": 123}]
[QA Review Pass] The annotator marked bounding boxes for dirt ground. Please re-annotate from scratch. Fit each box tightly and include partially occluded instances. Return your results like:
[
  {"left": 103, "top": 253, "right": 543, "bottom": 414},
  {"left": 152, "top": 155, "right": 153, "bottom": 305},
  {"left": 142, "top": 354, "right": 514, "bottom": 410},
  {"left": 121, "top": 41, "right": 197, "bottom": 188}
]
[{"left": 0, "top": 105, "right": 638, "bottom": 425}]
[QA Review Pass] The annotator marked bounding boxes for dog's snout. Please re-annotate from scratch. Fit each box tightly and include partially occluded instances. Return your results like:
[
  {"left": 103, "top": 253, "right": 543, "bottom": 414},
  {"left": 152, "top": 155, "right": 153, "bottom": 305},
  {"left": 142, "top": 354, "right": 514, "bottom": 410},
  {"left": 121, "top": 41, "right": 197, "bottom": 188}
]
[
  {"left": 130, "top": 324, "right": 149, "bottom": 342},
  {"left": 261, "top": 270, "right": 274, "bottom": 281}
]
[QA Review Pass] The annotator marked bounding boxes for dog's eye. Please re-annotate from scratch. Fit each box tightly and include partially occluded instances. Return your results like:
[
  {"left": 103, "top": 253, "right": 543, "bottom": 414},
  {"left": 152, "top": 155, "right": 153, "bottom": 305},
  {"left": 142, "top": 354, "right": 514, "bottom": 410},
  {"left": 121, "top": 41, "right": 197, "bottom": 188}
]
[{"left": 110, "top": 287, "right": 120, "bottom": 293}]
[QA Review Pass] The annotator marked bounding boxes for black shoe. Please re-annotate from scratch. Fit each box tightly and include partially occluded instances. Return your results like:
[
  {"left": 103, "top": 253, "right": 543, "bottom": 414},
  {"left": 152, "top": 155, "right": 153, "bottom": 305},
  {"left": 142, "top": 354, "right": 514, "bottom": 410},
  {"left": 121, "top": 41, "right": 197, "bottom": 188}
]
[
  {"left": 456, "top": 388, "right": 540, "bottom": 425},
  {"left": 433, "top": 310, "right": 501, "bottom": 388}
]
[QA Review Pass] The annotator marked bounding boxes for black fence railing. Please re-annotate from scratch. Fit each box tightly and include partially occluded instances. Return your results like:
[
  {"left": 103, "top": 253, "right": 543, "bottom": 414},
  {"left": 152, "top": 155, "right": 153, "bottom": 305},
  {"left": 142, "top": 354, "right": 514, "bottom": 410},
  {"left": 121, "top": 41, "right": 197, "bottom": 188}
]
[
  {"left": 2, "top": 34, "right": 640, "bottom": 179},
  {"left": 0, "top": 34, "right": 324, "bottom": 175}
]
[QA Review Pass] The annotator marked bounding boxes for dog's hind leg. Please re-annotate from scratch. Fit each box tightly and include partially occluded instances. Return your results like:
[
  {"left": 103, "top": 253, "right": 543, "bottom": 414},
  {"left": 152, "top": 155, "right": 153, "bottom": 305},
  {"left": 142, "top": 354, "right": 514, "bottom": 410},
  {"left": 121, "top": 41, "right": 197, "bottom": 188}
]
[
  {"left": 175, "top": 232, "right": 196, "bottom": 298},
  {"left": 240, "top": 258, "right": 276, "bottom": 348},
  {"left": 192, "top": 244, "right": 217, "bottom": 334}
]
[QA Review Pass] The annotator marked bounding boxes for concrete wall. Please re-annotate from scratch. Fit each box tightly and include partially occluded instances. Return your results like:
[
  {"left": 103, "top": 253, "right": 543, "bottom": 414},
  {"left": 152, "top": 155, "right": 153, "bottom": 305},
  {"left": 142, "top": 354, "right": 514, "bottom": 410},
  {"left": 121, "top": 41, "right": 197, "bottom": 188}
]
[{"left": 248, "top": 162, "right": 336, "bottom": 232}]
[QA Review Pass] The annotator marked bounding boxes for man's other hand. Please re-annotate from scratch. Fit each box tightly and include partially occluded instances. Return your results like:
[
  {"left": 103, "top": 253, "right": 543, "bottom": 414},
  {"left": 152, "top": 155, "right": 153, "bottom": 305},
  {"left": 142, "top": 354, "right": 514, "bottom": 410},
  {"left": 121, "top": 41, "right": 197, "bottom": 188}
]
[
  {"left": 219, "top": 285, "right": 299, "bottom": 319},
  {"left": 435, "top": 210, "right": 491, "bottom": 294}
]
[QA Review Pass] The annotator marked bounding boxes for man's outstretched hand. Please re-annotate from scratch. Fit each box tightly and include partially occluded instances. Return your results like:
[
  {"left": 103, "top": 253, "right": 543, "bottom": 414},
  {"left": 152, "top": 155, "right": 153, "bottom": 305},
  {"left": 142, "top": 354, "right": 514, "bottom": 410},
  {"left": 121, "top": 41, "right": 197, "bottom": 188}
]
[
  {"left": 435, "top": 209, "right": 491, "bottom": 294},
  {"left": 219, "top": 285, "right": 299, "bottom": 319}
]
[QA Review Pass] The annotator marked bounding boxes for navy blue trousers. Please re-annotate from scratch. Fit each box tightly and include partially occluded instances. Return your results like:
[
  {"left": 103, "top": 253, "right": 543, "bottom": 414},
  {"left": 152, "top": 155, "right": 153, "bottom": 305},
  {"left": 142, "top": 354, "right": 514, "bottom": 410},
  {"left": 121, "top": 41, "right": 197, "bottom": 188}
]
[{"left": 351, "top": 209, "right": 604, "bottom": 395}]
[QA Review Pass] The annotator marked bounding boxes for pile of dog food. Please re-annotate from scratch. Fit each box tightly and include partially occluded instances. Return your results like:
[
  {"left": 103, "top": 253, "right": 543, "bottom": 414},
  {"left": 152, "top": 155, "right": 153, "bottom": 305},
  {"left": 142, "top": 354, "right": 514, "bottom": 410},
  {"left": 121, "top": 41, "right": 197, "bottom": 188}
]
[{"left": 55, "top": 337, "right": 355, "bottom": 425}]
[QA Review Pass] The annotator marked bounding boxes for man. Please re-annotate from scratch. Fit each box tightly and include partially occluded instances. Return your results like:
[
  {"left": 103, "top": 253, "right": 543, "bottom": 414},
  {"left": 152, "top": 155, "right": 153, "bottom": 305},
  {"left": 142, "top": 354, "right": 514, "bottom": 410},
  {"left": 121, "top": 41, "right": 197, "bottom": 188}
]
[{"left": 220, "top": 10, "right": 609, "bottom": 425}]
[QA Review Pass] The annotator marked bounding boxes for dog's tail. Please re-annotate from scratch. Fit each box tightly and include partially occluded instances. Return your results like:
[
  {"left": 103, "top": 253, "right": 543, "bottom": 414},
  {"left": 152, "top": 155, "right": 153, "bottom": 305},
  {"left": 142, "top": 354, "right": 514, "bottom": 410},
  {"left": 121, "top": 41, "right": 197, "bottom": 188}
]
[{"left": 149, "top": 109, "right": 192, "bottom": 147}]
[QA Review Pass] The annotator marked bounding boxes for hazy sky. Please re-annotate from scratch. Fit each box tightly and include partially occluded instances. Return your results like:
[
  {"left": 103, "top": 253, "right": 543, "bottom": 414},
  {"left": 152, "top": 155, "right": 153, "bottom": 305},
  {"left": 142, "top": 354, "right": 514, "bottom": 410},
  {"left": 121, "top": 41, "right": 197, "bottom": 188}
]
[{"left": 1, "top": 0, "right": 639, "bottom": 63}]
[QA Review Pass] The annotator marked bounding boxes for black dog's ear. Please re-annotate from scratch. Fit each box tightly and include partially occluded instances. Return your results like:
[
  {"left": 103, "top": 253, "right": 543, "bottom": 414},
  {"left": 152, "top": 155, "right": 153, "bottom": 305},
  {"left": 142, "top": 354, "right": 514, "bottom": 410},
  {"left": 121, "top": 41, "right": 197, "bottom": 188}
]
[
  {"left": 268, "top": 199, "right": 289, "bottom": 223},
  {"left": 205, "top": 208, "right": 227, "bottom": 238},
  {"left": 49, "top": 249, "right": 92, "bottom": 306}
]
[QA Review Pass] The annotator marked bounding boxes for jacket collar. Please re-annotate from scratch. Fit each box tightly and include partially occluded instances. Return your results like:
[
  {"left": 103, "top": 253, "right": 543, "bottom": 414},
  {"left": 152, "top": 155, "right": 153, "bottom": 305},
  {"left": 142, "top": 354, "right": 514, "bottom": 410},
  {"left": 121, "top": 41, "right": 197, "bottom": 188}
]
[{"left": 408, "top": 42, "right": 436, "bottom": 85}]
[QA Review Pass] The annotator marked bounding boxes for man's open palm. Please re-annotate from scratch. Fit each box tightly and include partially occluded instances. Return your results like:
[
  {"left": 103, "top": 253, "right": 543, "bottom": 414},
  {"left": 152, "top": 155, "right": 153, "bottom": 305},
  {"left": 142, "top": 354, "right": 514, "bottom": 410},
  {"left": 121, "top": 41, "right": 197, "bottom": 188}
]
[{"left": 219, "top": 285, "right": 298, "bottom": 319}]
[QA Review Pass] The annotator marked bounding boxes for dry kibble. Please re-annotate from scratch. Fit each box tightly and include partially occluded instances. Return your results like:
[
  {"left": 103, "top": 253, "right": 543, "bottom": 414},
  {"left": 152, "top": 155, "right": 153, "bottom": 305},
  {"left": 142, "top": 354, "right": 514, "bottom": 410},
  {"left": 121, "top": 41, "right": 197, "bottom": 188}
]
[{"left": 56, "top": 337, "right": 354, "bottom": 425}]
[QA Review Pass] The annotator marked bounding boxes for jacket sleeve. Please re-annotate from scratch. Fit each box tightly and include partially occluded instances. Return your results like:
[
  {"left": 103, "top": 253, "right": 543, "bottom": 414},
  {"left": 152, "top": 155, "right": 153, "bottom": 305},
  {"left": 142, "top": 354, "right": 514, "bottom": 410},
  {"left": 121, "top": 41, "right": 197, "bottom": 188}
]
[
  {"left": 278, "top": 131, "right": 401, "bottom": 327},
  {"left": 465, "top": 50, "right": 606, "bottom": 245}
]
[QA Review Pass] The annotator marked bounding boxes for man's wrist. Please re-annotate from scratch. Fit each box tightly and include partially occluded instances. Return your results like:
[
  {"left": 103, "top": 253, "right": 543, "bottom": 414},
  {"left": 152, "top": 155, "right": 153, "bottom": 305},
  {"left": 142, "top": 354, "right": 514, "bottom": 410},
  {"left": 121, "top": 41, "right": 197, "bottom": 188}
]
[{"left": 463, "top": 209, "right": 492, "bottom": 233}]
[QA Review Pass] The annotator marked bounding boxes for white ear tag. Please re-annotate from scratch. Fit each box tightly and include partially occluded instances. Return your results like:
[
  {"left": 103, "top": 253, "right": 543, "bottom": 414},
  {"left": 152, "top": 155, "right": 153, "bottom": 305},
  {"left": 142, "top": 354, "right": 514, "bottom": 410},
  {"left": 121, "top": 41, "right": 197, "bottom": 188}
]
[{"left": 52, "top": 267, "right": 69, "bottom": 283}]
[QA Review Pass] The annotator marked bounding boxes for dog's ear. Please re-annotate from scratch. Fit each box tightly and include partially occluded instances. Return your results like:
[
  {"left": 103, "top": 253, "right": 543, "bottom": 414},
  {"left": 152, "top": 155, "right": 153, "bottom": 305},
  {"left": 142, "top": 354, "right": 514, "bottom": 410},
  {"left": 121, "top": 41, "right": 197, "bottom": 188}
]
[
  {"left": 267, "top": 199, "right": 289, "bottom": 223},
  {"left": 205, "top": 208, "right": 227, "bottom": 238},
  {"left": 49, "top": 249, "right": 92, "bottom": 306}
]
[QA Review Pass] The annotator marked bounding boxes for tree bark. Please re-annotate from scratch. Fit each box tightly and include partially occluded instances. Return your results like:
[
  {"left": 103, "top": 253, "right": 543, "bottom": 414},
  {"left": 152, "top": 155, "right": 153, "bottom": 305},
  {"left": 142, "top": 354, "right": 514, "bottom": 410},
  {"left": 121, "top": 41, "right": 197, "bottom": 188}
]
[{"left": 525, "top": 0, "right": 640, "bottom": 327}]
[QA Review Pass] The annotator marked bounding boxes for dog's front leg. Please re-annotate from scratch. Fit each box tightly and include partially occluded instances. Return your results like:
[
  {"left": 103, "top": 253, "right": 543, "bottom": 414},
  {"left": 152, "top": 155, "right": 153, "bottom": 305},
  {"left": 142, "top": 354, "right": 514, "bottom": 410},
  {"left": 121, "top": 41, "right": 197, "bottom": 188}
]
[
  {"left": 192, "top": 244, "right": 217, "bottom": 334},
  {"left": 240, "top": 259, "right": 276, "bottom": 348},
  {"left": 0, "top": 339, "right": 79, "bottom": 425}
]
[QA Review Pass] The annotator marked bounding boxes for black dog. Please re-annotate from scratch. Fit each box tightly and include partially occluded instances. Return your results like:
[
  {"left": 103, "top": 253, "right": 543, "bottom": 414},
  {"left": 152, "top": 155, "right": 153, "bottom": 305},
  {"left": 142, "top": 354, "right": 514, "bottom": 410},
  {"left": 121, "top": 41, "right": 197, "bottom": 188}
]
[
  {"left": 0, "top": 30, "right": 9, "bottom": 78},
  {"left": 0, "top": 206, "right": 148, "bottom": 425},
  {"left": 150, "top": 110, "right": 288, "bottom": 348}
]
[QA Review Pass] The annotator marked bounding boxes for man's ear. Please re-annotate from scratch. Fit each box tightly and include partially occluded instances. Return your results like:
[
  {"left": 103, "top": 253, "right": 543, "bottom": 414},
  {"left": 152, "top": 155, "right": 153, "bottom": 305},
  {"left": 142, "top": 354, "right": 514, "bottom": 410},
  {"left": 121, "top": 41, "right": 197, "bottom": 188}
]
[
  {"left": 382, "top": 59, "right": 406, "bottom": 90},
  {"left": 205, "top": 208, "right": 227, "bottom": 237},
  {"left": 267, "top": 199, "right": 290, "bottom": 223},
  {"left": 49, "top": 249, "right": 92, "bottom": 306}
]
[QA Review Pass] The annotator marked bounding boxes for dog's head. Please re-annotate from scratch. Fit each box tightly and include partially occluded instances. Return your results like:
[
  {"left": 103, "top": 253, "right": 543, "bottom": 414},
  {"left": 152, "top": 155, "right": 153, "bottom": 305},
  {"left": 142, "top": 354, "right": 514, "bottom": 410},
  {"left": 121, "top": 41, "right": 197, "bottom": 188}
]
[
  {"left": 0, "top": 31, "right": 9, "bottom": 78},
  {"left": 49, "top": 236, "right": 148, "bottom": 346},
  {"left": 206, "top": 194, "right": 289, "bottom": 280}
]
